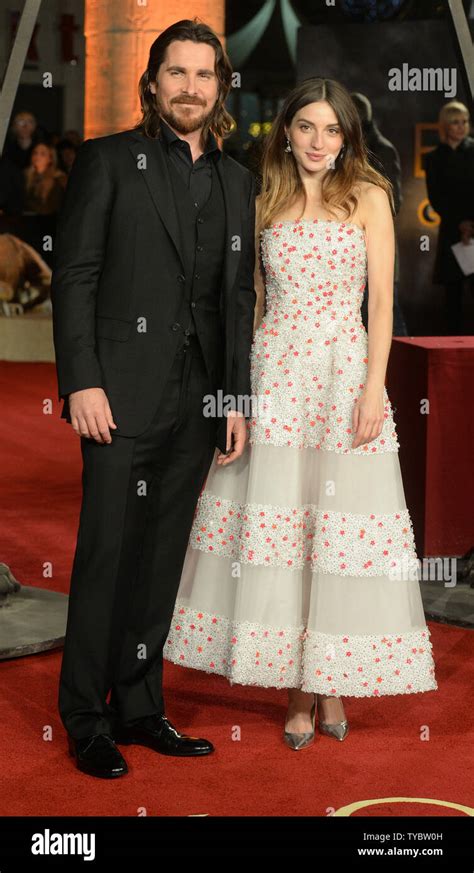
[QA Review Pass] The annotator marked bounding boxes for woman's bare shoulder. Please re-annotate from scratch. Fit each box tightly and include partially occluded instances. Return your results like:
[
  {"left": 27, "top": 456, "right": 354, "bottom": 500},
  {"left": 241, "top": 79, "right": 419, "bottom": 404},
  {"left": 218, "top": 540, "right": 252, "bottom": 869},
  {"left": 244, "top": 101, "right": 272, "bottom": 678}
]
[
  {"left": 356, "top": 182, "right": 390, "bottom": 223},
  {"left": 358, "top": 181, "right": 389, "bottom": 206}
]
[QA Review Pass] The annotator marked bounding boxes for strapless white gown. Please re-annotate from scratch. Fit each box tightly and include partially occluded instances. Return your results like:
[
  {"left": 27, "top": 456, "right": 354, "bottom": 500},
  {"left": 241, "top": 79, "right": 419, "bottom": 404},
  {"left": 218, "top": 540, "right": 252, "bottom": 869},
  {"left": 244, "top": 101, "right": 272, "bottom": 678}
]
[{"left": 163, "top": 218, "right": 438, "bottom": 698}]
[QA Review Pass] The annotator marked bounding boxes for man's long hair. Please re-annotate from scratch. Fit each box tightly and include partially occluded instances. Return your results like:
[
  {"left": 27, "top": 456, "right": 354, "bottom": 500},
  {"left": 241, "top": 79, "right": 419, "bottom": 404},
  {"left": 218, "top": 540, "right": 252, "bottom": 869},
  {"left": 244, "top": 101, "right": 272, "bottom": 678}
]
[{"left": 134, "top": 18, "right": 235, "bottom": 142}]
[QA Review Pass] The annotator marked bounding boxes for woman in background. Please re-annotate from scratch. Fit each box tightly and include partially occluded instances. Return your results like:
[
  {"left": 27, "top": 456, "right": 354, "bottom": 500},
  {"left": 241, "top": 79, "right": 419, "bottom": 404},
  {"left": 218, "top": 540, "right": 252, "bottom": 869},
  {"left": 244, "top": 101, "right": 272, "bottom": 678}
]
[
  {"left": 425, "top": 100, "right": 474, "bottom": 335},
  {"left": 23, "top": 142, "right": 67, "bottom": 216}
]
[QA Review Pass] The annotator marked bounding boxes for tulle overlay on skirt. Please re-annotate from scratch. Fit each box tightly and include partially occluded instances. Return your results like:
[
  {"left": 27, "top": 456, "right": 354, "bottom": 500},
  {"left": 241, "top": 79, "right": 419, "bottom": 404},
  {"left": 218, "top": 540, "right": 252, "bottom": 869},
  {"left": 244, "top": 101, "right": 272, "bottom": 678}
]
[
  {"left": 163, "top": 220, "right": 437, "bottom": 697},
  {"left": 164, "top": 443, "right": 437, "bottom": 697}
]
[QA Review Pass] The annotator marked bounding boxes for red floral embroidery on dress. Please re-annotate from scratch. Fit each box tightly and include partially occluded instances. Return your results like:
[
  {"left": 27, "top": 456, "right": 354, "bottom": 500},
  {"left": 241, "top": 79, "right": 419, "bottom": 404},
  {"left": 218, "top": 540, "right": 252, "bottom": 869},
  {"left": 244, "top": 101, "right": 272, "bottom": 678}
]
[
  {"left": 249, "top": 220, "right": 399, "bottom": 452},
  {"left": 165, "top": 606, "right": 437, "bottom": 697},
  {"left": 162, "top": 218, "right": 438, "bottom": 699},
  {"left": 190, "top": 494, "right": 417, "bottom": 576}
]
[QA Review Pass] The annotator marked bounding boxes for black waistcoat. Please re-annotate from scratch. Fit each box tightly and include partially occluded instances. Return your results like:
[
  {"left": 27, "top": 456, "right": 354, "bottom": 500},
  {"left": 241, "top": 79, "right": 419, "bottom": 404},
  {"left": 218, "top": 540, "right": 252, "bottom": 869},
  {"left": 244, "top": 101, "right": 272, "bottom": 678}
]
[{"left": 166, "top": 156, "right": 226, "bottom": 382}]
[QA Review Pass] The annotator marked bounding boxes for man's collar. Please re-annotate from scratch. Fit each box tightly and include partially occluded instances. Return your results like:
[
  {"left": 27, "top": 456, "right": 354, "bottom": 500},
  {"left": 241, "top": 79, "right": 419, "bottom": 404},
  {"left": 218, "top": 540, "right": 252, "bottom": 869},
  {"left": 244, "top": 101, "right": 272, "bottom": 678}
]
[{"left": 159, "top": 116, "right": 221, "bottom": 162}]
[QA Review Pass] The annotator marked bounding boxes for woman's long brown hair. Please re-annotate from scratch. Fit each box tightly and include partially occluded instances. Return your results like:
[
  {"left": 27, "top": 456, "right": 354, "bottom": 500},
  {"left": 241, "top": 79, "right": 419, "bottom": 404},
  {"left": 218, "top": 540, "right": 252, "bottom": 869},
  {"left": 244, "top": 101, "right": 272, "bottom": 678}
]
[
  {"left": 254, "top": 78, "right": 395, "bottom": 332},
  {"left": 134, "top": 17, "right": 235, "bottom": 142},
  {"left": 257, "top": 77, "right": 395, "bottom": 235}
]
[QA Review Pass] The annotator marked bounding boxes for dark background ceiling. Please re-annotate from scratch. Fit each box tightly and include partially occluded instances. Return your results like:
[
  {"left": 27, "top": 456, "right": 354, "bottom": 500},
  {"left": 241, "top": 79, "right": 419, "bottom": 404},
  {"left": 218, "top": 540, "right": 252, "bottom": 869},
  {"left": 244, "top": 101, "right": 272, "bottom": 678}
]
[{"left": 226, "top": 0, "right": 470, "bottom": 33}]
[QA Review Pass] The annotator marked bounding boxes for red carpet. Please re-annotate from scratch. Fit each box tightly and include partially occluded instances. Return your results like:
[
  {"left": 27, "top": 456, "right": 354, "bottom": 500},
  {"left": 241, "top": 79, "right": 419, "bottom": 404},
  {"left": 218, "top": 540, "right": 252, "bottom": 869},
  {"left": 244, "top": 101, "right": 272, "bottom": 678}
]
[{"left": 1, "top": 361, "right": 473, "bottom": 817}]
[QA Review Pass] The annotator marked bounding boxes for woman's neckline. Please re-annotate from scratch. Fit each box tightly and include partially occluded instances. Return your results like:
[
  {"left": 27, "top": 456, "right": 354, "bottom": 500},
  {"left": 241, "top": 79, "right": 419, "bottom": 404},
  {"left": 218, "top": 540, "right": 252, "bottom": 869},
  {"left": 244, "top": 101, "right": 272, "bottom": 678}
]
[{"left": 262, "top": 217, "right": 365, "bottom": 238}]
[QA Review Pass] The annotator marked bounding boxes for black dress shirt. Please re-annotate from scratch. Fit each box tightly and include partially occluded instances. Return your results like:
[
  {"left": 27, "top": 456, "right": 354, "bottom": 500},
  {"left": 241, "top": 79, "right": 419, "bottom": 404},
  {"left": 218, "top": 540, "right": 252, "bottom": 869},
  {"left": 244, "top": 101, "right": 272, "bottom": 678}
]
[{"left": 158, "top": 116, "right": 221, "bottom": 209}]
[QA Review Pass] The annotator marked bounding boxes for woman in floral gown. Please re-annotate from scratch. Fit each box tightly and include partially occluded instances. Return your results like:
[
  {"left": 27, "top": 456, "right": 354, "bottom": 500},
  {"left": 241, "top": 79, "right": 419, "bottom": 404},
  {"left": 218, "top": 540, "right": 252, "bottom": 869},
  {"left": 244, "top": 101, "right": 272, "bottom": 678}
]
[{"left": 164, "top": 78, "right": 437, "bottom": 749}]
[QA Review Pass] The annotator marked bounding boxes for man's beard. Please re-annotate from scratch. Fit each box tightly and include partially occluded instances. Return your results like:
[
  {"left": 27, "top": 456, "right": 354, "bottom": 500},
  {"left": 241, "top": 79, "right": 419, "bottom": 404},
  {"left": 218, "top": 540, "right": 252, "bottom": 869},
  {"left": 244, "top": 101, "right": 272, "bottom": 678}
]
[{"left": 158, "top": 96, "right": 215, "bottom": 135}]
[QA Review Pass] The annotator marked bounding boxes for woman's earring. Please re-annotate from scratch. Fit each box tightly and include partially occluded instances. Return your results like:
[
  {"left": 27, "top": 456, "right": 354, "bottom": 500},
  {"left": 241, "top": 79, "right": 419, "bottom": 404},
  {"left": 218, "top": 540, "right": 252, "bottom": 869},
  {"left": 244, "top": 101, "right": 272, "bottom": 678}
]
[
  {"left": 285, "top": 136, "right": 292, "bottom": 153},
  {"left": 339, "top": 144, "right": 346, "bottom": 159}
]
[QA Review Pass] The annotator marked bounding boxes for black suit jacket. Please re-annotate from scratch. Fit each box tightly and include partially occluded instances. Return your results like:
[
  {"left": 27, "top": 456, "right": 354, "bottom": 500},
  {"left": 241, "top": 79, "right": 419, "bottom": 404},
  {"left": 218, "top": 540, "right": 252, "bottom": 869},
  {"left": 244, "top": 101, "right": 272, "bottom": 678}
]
[{"left": 51, "top": 126, "right": 256, "bottom": 453}]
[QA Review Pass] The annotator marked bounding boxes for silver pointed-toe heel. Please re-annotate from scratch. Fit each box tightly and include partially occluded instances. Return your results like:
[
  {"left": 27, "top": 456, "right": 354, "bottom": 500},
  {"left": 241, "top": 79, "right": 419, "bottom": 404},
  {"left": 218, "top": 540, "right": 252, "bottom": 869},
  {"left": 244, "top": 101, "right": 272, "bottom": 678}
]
[
  {"left": 316, "top": 695, "right": 349, "bottom": 741},
  {"left": 283, "top": 699, "right": 316, "bottom": 750},
  {"left": 318, "top": 719, "right": 349, "bottom": 741}
]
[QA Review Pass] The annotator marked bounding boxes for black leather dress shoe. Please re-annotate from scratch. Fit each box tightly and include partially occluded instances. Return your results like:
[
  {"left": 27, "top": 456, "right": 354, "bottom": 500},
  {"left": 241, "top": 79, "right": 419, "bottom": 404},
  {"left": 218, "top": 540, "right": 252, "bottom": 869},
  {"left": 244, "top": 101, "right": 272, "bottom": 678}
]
[
  {"left": 67, "top": 733, "right": 128, "bottom": 778},
  {"left": 112, "top": 714, "right": 214, "bottom": 757}
]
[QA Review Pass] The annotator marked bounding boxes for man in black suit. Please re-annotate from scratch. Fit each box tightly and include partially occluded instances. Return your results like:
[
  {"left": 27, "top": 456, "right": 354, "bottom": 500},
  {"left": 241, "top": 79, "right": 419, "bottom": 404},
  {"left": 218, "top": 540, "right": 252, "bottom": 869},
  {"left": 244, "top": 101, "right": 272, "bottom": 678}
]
[{"left": 51, "top": 19, "right": 256, "bottom": 778}]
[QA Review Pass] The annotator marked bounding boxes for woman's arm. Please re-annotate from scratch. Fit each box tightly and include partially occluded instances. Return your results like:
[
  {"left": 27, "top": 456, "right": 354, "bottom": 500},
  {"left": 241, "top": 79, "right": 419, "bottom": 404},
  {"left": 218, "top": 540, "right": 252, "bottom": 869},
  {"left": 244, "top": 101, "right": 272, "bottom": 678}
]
[{"left": 352, "top": 184, "right": 394, "bottom": 449}]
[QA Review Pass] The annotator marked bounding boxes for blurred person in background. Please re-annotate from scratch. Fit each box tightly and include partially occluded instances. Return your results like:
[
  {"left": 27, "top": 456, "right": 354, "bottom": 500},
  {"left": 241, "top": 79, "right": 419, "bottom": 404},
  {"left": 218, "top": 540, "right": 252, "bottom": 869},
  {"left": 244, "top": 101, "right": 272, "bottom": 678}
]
[
  {"left": 0, "top": 153, "right": 24, "bottom": 234},
  {"left": 23, "top": 142, "right": 67, "bottom": 215},
  {"left": 351, "top": 92, "right": 407, "bottom": 336},
  {"left": 3, "top": 110, "right": 46, "bottom": 170},
  {"left": 424, "top": 100, "right": 474, "bottom": 335},
  {"left": 63, "top": 129, "right": 83, "bottom": 148},
  {"left": 22, "top": 143, "right": 67, "bottom": 267},
  {"left": 56, "top": 138, "right": 78, "bottom": 175}
]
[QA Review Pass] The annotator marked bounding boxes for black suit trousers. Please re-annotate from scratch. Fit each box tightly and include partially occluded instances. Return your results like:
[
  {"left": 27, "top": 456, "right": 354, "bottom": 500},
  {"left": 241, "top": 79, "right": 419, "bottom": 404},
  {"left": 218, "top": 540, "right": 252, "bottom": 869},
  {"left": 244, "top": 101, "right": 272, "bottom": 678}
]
[{"left": 58, "top": 336, "right": 219, "bottom": 738}]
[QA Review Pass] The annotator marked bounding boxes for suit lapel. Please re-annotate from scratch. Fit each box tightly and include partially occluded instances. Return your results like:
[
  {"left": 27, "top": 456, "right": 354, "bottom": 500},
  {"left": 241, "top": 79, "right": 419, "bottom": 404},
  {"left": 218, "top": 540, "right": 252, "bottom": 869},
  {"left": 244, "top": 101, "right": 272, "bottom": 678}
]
[
  {"left": 128, "top": 130, "right": 185, "bottom": 273},
  {"left": 127, "top": 128, "right": 242, "bottom": 307}
]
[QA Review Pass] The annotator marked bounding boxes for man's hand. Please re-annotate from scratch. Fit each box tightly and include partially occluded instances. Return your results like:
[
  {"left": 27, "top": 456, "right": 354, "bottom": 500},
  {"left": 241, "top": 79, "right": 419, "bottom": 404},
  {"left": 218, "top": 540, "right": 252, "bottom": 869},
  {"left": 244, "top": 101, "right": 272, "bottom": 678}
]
[
  {"left": 216, "top": 410, "right": 248, "bottom": 466},
  {"left": 69, "top": 387, "right": 117, "bottom": 444}
]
